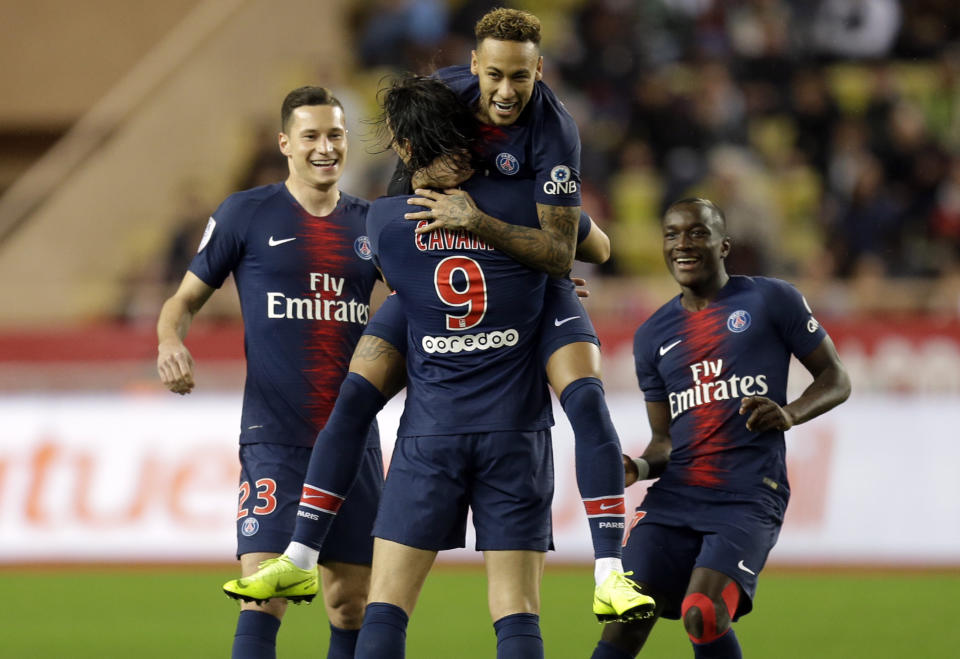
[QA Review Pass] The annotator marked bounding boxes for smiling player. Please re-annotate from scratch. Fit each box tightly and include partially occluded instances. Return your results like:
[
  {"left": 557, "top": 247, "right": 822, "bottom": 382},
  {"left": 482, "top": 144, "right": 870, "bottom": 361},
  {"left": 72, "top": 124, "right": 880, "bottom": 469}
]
[{"left": 591, "top": 198, "right": 851, "bottom": 659}]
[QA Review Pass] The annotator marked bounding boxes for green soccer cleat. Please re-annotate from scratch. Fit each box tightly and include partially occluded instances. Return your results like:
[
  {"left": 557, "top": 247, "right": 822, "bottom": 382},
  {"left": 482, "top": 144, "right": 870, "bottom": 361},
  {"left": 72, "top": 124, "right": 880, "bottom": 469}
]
[
  {"left": 593, "top": 571, "right": 656, "bottom": 623},
  {"left": 222, "top": 555, "right": 318, "bottom": 605}
]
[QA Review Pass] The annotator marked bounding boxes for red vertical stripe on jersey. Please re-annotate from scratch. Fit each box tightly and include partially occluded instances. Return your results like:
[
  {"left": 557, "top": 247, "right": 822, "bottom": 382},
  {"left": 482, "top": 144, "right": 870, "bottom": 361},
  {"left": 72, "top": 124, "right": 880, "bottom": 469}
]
[
  {"left": 299, "top": 205, "right": 354, "bottom": 431},
  {"left": 681, "top": 307, "right": 733, "bottom": 488}
]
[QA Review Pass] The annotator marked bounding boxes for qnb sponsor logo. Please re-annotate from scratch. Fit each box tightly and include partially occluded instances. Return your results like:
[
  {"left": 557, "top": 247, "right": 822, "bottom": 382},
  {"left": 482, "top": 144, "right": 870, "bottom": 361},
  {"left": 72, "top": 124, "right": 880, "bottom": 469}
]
[
  {"left": 669, "top": 357, "right": 769, "bottom": 419},
  {"left": 267, "top": 293, "right": 370, "bottom": 324},
  {"left": 543, "top": 165, "right": 578, "bottom": 195},
  {"left": 421, "top": 328, "right": 519, "bottom": 354}
]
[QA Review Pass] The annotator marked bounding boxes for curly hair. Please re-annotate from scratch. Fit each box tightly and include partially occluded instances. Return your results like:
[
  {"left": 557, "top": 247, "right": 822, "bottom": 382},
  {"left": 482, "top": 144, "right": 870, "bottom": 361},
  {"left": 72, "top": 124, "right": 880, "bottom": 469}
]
[
  {"left": 474, "top": 8, "right": 541, "bottom": 46},
  {"left": 377, "top": 75, "right": 478, "bottom": 177}
]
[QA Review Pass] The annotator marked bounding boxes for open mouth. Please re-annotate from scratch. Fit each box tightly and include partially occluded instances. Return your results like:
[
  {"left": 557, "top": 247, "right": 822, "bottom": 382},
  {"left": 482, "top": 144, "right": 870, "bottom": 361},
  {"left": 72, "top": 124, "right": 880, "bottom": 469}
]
[
  {"left": 673, "top": 256, "right": 700, "bottom": 271},
  {"left": 311, "top": 158, "right": 337, "bottom": 169},
  {"left": 492, "top": 100, "right": 517, "bottom": 113}
]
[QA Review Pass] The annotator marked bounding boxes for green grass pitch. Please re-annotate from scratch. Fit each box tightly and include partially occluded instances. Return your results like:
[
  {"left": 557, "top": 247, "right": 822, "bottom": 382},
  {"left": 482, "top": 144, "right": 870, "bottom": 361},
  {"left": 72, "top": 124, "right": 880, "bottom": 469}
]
[{"left": 3, "top": 564, "right": 957, "bottom": 657}]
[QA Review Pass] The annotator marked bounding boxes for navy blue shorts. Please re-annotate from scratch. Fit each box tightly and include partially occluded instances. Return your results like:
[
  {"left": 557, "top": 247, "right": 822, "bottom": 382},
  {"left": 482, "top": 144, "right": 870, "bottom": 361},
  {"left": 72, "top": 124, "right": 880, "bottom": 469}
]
[
  {"left": 364, "top": 279, "right": 598, "bottom": 366},
  {"left": 621, "top": 487, "right": 786, "bottom": 620},
  {"left": 373, "top": 430, "right": 554, "bottom": 552},
  {"left": 236, "top": 443, "right": 383, "bottom": 565},
  {"left": 536, "top": 277, "right": 599, "bottom": 366}
]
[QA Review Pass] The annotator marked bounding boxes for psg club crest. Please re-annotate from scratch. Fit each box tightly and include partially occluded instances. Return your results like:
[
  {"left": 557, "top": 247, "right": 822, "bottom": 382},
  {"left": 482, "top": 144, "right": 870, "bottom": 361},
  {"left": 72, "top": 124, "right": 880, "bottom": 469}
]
[
  {"left": 354, "top": 235, "right": 373, "bottom": 261},
  {"left": 240, "top": 517, "right": 260, "bottom": 537},
  {"left": 726, "top": 310, "right": 751, "bottom": 333},
  {"left": 495, "top": 152, "right": 520, "bottom": 175}
]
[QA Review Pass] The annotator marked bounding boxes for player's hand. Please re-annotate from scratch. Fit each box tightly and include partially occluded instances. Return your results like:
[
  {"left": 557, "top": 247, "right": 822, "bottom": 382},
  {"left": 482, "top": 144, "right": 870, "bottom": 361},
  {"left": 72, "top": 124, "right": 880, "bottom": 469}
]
[
  {"left": 405, "top": 188, "right": 481, "bottom": 234},
  {"left": 739, "top": 396, "right": 794, "bottom": 432},
  {"left": 157, "top": 340, "right": 196, "bottom": 395},
  {"left": 623, "top": 453, "right": 639, "bottom": 487},
  {"left": 571, "top": 277, "right": 590, "bottom": 298}
]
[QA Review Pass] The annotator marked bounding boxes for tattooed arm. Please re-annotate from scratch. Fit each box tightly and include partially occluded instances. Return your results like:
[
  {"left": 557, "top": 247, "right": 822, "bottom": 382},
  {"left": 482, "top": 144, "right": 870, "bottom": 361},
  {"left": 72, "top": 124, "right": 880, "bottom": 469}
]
[{"left": 403, "top": 187, "right": 578, "bottom": 278}]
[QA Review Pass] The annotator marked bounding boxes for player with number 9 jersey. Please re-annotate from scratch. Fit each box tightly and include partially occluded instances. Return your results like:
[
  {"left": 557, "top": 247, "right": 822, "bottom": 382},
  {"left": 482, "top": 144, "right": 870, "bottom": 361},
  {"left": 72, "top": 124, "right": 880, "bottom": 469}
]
[{"left": 366, "top": 174, "right": 552, "bottom": 437}]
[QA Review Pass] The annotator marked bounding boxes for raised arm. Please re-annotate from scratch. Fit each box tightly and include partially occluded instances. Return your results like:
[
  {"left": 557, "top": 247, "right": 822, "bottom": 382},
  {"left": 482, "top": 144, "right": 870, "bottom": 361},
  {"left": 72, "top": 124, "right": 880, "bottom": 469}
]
[
  {"left": 156, "top": 271, "right": 216, "bottom": 395},
  {"left": 739, "top": 336, "right": 852, "bottom": 432},
  {"left": 623, "top": 400, "right": 672, "bottom": 487}
]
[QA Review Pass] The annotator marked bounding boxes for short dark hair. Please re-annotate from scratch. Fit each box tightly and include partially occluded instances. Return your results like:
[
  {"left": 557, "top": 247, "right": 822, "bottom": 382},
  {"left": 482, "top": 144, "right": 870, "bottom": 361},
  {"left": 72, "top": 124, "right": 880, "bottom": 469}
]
[
  {"left": 378, "top": 75, "right": 477, "bottom": 177},
  {"left": 665, "top": 197, "right": 727, "bottom": 233},
  {"left": 475, "top": 8, "right": 541, "bottom": 46},
  {"left": 280, "top": 86, "right": 343, "bottom": 132}
]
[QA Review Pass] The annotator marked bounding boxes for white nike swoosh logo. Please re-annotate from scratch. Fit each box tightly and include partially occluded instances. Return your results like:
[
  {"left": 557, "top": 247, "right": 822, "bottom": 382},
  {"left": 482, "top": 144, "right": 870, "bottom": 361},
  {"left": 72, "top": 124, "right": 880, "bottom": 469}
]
[
  {"left": 659, "top": 339, "right": 682, "bottom": 356},
  {"left": 554, "top": 316, "right": 580, "bottom": 327},
  {"left": 599, "top": 503, "right": 621, "bottom": 511},
  {"left": 268, "top": 236, "right": 297, "bottom": 246},
  {"left": 737, "top": 559, "right": 756, "bottom": 575}
]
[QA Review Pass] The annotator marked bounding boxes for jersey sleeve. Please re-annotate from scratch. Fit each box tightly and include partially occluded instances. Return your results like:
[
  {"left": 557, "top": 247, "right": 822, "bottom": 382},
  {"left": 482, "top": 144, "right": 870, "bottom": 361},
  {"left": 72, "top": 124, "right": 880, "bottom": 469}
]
[
  {"left": 762, "top": 278, "right": 828, "bottom": 358},
  {"left": 187, "top": 195, "right": 248, "bottom": 288},
  {"left": 633, "top": 322, "right": 668, "bottom": 402},
  {"left": 531, "top": 85, "right": 582, "bottom": 208},
  {"left": 577, "top": 211, "right": 591, "bottom": 244}
]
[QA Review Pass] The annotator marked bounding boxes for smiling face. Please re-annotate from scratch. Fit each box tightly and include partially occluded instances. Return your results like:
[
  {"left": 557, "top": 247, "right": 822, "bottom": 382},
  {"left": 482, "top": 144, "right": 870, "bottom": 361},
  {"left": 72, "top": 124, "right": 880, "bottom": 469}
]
[
  {"left": 278, "top": 104, "right": 347, "bottom": 191},
  {"left": 662, "top": 202, "right": 730, "bottom": 303},
  {"left": 470, "top": 38, "right": 542, "bottom": 126}
]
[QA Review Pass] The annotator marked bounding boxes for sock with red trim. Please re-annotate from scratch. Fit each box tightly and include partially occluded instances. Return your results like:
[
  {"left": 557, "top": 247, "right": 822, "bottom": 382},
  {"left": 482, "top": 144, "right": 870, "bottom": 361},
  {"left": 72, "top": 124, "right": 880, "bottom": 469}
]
[{"left": 560, "top": 377, "right": 626, "bottom": 562}]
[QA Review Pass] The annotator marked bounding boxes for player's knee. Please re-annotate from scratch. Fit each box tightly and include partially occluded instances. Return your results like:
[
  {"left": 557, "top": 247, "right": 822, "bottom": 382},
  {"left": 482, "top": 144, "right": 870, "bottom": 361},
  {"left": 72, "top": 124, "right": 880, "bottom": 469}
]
[
  {"left": 681, "top": 592, "right": 731, "bottom": 644},
  {"left": 324, "top": 590, "right": 367, "bottom": 629}
]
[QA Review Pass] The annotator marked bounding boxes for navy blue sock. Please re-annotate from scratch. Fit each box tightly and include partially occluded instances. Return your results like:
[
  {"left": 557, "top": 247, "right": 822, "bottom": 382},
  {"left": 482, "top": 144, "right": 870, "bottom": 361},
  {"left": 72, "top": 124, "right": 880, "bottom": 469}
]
[
  {"left": 591, "top": 640, "right": 634, "bottom": 659},
  {"left": 231, "top": 610, "right": 280, "bottom": 659},
  {"left": 493, "top": 612, "right": 543, "bottom": 659},
  {"left": 354, "top": 602, "right": 408, "bottom": 659},
  {"left": 327, "top": 623, "right": 360, "bottom": 659},
  {"left": 692, "top": 628, "right": 742, "bottom": 659},
  {"left": 291, "top": 373, "right": 387, "bottom": 550},
  {"left": 560, "top": 377, "right": 626, "bottom": 559}
]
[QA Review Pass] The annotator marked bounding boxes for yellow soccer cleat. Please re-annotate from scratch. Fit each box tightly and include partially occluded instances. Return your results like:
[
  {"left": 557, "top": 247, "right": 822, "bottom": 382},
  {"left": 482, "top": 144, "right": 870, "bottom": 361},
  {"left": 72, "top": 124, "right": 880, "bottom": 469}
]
[
  {"left": 593, "top": 571, "right": 655, "bottom": 623},
  {"left": 222, "top": 555, "right": 319, "bottom": 605}
]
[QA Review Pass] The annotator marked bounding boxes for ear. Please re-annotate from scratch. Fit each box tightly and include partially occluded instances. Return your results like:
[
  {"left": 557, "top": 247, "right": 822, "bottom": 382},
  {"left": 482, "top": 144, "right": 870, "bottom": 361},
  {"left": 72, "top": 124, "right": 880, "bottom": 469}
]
[
  {"left": 720, "top": 236, "right": 732, "bottom": 259},
  {"left": 278, "top": 132, "right": 291, "bottom": 157},
  {"left": 535, "top": 56, "right": 543, "bottom": 82},
  {"left": 470, "top": 49, "right": 479, "bottom": 75}
]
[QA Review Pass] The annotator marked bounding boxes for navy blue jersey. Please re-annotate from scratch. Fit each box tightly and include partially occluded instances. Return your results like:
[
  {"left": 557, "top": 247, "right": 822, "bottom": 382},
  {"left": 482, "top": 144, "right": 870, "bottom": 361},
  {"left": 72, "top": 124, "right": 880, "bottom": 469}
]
[
  {"left": 189, "top": 183, "right": 380, "bottom": 447},
  {"left": 366, "top": 174, "right": 552, "bottom": 436},
  {"left": 633, "top": 276, "right": 827, "bottom": 499},
  {"left": 436, "top": 65, "right": 581, "bottom": 208}
]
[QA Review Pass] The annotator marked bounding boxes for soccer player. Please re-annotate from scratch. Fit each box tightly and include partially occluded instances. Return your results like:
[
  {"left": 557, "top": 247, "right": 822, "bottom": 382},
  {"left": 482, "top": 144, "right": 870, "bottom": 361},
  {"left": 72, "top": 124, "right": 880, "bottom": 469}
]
[
  {"left": 590, "top": 198, "right": 852, "bottom": 659},
  {"left": 359, "top": 71, "right": 559, "bottom": 659},
  {"left": 223, "top": 7, "right": 649, "bottom": 624},
  {"left": 156, "top": 86, "right": 385, "bottom": 659}
]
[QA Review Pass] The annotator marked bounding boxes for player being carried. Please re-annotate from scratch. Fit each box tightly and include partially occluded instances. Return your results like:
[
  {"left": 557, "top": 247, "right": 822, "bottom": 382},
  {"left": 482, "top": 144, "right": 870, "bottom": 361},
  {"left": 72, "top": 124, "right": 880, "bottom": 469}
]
[
  {"left": 225, "top": 7, "right": 651, "bottom": 625},
  {"left": 590, "top": 198, "right": 852, "bottom": 659}
]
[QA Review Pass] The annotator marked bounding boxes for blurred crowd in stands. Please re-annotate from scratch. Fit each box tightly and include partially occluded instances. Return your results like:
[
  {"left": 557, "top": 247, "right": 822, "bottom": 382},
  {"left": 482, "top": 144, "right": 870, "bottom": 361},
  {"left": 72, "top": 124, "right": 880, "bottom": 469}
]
[{"left": 157, "top": 0, "right": 960, "bottom": 316}]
